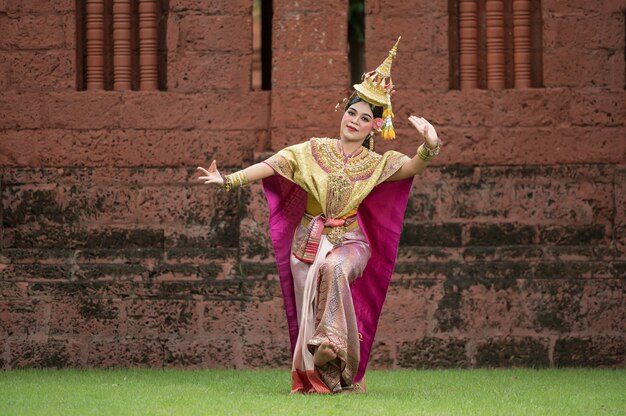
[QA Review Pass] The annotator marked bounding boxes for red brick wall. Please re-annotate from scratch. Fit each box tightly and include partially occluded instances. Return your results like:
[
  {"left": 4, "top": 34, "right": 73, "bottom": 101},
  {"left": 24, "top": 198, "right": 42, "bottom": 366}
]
[{"left": 0, "top": 0, "right": 624, "bottom": 369}]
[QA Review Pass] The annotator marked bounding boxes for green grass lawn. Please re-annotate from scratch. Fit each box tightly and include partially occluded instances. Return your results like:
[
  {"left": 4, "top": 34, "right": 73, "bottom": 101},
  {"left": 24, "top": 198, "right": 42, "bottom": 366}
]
[{"left": 0, "top": 368, "right": 624, "bottom": 415}]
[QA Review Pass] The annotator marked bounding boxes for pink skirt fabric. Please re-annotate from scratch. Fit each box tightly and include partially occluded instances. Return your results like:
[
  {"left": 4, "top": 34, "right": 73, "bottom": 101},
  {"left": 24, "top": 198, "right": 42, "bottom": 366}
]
[
  {"left": 290, "top": 222, "right": 371, "bottom": 393},
  {"left": 262, "top": 175, "right": 414, "bottom": 390}
]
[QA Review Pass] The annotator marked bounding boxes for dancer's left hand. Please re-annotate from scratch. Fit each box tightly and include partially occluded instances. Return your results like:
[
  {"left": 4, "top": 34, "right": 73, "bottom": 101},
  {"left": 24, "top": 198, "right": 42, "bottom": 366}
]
[{"left": 408, "top": 115, "right": 439, "bottom": 148}]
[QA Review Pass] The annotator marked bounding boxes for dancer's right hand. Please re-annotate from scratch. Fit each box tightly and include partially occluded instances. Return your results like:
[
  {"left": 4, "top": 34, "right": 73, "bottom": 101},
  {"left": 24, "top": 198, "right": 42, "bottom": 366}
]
[{"left": 196, "top": 160, "right": 224, "bottom": 188}]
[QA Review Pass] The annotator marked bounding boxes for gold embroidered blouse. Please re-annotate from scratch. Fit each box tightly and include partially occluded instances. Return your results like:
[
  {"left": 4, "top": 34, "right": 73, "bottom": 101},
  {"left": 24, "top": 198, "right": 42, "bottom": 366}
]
[{"left": 263, "top": 137, "right": 410, "bottom": 219}]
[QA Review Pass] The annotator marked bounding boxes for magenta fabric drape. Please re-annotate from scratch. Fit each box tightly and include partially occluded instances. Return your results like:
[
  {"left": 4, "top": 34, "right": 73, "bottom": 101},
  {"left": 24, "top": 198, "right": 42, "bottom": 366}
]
[{"left": 262, "top": 175, "right": 413, "bottom": 382}]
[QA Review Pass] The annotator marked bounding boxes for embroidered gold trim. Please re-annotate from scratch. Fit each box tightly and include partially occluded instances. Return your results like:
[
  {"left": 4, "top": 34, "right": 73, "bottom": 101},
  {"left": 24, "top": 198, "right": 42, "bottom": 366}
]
[
  {"left": 263, "top": 154, "right": 294, "bottom": 178},
  {"left": 311, "top": 138, "right": 381, "bottom": 181},
  {"left": 326, "top": 170, "right": 353, "bottom": 218}
]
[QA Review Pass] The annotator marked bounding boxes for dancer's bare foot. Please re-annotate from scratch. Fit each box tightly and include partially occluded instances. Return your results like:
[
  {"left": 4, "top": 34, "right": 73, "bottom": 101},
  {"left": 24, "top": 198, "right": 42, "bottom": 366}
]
[{"left": 313, "top": 340, "right": 337, "bottom": 367}]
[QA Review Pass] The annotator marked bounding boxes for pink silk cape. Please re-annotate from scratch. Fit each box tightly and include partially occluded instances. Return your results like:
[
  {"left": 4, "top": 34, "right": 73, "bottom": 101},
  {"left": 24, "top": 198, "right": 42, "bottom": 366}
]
[{"left": 262, "top": 174, "right": 413, "bottom": 383}]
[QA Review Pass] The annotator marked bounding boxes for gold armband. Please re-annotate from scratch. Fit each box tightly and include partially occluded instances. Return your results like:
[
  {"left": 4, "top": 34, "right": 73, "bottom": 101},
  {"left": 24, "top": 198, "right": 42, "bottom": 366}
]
[
  {"left": 417, "top": 142, "right": 440, "bottom": 161},
  {"left": 224, "top": 170, "right": 249, "bottom": 192}
]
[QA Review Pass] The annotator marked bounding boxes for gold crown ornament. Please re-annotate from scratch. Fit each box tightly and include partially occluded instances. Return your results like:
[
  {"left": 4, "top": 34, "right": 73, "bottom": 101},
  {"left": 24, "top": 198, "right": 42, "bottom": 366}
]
[{"left": 353, "top": 36, "right": 401, "bottom": 140}]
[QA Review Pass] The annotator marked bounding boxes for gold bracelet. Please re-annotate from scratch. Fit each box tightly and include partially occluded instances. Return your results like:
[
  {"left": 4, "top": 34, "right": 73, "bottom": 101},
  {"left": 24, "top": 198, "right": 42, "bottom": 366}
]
[
  {"left": 224, "top": 170, "right": 249, "bottom": 192},
  {"left": 416, "top": 142, "right": 440, "bottom": 161}
]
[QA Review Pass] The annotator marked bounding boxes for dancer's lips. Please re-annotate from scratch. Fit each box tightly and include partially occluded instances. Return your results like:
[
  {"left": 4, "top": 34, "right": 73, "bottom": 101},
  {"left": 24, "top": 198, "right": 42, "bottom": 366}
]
[{"left": 346, "top": 125, "right": 358, "bottom": 132}]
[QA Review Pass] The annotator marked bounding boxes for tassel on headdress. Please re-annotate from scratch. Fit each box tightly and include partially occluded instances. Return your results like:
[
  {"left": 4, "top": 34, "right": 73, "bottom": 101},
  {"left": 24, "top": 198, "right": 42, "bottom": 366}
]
[{"left": 353, "top": 36, "right": 401, "bottom": 140}]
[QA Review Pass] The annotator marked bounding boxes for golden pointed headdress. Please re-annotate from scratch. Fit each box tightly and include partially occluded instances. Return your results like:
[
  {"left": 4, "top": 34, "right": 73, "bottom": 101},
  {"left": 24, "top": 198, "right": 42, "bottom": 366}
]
[{"left": 353, "top": 36, "right": 400, "bottom": 140}]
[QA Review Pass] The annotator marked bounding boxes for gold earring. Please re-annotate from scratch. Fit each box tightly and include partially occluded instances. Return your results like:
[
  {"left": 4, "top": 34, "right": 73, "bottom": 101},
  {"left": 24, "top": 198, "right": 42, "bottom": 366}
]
[{"left": 369, "top": 134, "right": 374, "bottom": 151}]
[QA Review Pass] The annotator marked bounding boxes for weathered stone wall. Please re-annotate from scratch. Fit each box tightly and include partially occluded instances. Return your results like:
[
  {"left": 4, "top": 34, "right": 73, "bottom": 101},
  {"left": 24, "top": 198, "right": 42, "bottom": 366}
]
[{"left": 0, "top": 0, "right": 624, "bottom": 370}]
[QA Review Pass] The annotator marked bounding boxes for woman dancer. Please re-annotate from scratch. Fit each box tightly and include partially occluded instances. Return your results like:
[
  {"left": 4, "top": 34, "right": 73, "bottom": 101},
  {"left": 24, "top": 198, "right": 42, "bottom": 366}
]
[{"left": 196, "top": 38, "right": 440, "bottom": 393}]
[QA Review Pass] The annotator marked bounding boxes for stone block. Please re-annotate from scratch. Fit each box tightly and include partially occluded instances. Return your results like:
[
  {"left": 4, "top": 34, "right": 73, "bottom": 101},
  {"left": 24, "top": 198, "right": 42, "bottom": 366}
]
[
  {"left": 366, "top": 0, "right": 448, "bottom": 15},
  {"left": 119, "top": 91, "right": 270, "bottom": 130},
  {"left": 0, "top": 129, "right": 261, "bottom": 168},
  {"left": 539, "top": 224, "right": 608, "bottom": 245},
  {"left": 131, "top": 279, "right": 232, "bottom": 300},
  {"left": 3, "top": 215, "right": 168, "bottom": 252},
  {"left": 0, "top": 92, "right": 48, "bottom": 129},
  {"left": 487, "top": 88, "right": 572, "bottom": 127},
  {"left": 170, "top": 0, "right": 250, "bottom": 15},
  {"left": 87, "top": 337, "right": 163, "bottom": 367},
  {"left": 2, "top": 50, "right": 74, "bottom": 92},
  {"left": 5, "top": 0, "right": 74, "bottom": 15},
  {"left": 156, "top": 261, "right": 233, "bottom": 283},
  {"left": 580, "top": 279, "right": 626, "bottom": 333},
  {"left": 270, "top": 89, "right": 341, "bottom": 130},
  {"left": 0, "top": 55, "right": 7, "bottom": 91},
  {"left": 368, "top": 341, "right": 395, "bottom": 368},
  {"left": 568, "top": 89, "right": 625, "bottom": 127},
  {"left": 533, "top": 262, "right": 614, "bottom": 279},
  {"left": 0, "top": 166, "right": 247, "bottom": 250},
  {"left": 543, "top": 13, "right": 623, "bottom": 51},
  {"left": 397, "top": 89, "right": 495, "bottom": 128},
  {"left": 26, "top": 281, "right": 136, "bottom": 299},
  {"left": 163, "top": 248, "right": 237, "bottom": 266},
  {"left": 164, "top": 337, "right": 241, "bottom": 368},
  {"left": 543, "top": 49, "right": 619, "bottom": 88},
  {"left": 615, "top": 169, "right": 626, "bottom": 224},
  {"left": 555, "top": 336, "right": 626, "bottom": 367},
  {"left": 273, "top": 0, "right": 348, "bottom": 16},
  {"left": 272, "top": 51, "right": 348, "bottom": 89},
  {"left": 268, "top": 128, "right": 328, "bottom": 151},
  {"left": 273, "top": 13, "right": 346, "bottom": 52},
  {"left": 397, "top": 337, "right": 468, "bottom": 369},
  {"left": 615, "top": 227, "right": 626, "bottom": 258},
  {"left": 8, "top": 337, "right": 84, "bottom": 368},
  {"left": 126, "top": 299, "right": 201, "bottom": 338},
  {"left": 466, "top": 223, "right": 537, "bottom": 246},
  {"left": 439, "top": 125, "right": 625, "bottom": 165},
  {"left": 365, "top": 14, "right": 448, "bottom": 61},
  {"left": 378, "top": 282, "right": 444, "bottom": 344},
  {"left": 0, "top": 282, "right": 29, "bottom": 298},
  {"left": 514, "top": 279, "right": 587, "bottom": 333},
  {"left": 467, "top": 283, "right": 521, "bottom": 334},
  {"left": 0, "top": 15, "right": 65, "bottom": 49},
  {"left": 238, "top": 183, "right": 274, "bottom": 263},
  {"left": 46, "top": 92, "right": 122, "bottom": 129},
  {"left": 240, "top": 298, "right": 291, "bottom": 367},
  {"left": 168, "top": 52, "right": 251, "bottom": 93},
  {"left": 200, "top": 300, "right": 247, "bottom": 336},
  {"left": 542, "top": 246, "right": 617, "bottom": 263},
  {"left": 366, "top": 13, "right": 447, "bottom": 54},
  {"left": 2, "top": 263, "right": 73, "bottom": 281},
  {"left": 0, "top": 299, "right": 48, "bottom": 337},
  {"left": 399, "top": 223, "right": 463, "bottom": 247},
  {"left": 47, "top": 297, "right": 126, "bottom": 338},
  {"left": 165, "top": 13, "right": 180, "bottom": 54},
  {"left": 163, "top": 226, "right": 237, "bottom": 250},
  {"left": 61, "top": 13, "right": 75, "bottom": 48},
  {"left": 542, "top": 0, "right": 621, "bottom": 15},
  {"left": 402, "top": 165, "right": 615, "bottom": 224},
  {"left": 430, "top": 15, "right": 451, "bottom": 55},
  {"left": 178, "top": 15, "right": 251, "bottom": 52},
  {"left": 433, "top": 281, "right": 465, "bottom": 332},
  {"left": 476, "top": 337, "right": 550, "bottom": 367}
]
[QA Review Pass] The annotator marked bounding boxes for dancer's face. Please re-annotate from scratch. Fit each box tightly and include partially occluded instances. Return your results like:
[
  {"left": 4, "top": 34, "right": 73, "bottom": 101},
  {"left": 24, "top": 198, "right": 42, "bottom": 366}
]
[{"left": 340, "top": 100, "right": 374, "bottom": 142}]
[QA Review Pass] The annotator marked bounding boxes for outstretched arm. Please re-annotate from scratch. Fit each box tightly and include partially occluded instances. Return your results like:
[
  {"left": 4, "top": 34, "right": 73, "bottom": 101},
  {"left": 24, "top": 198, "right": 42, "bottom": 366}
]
[
  {"left": 196, "top": 160, "right": 275, "bottom": 190},
  {"left": 386, "top": 116, "right": 440, "bottom": 181}
]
